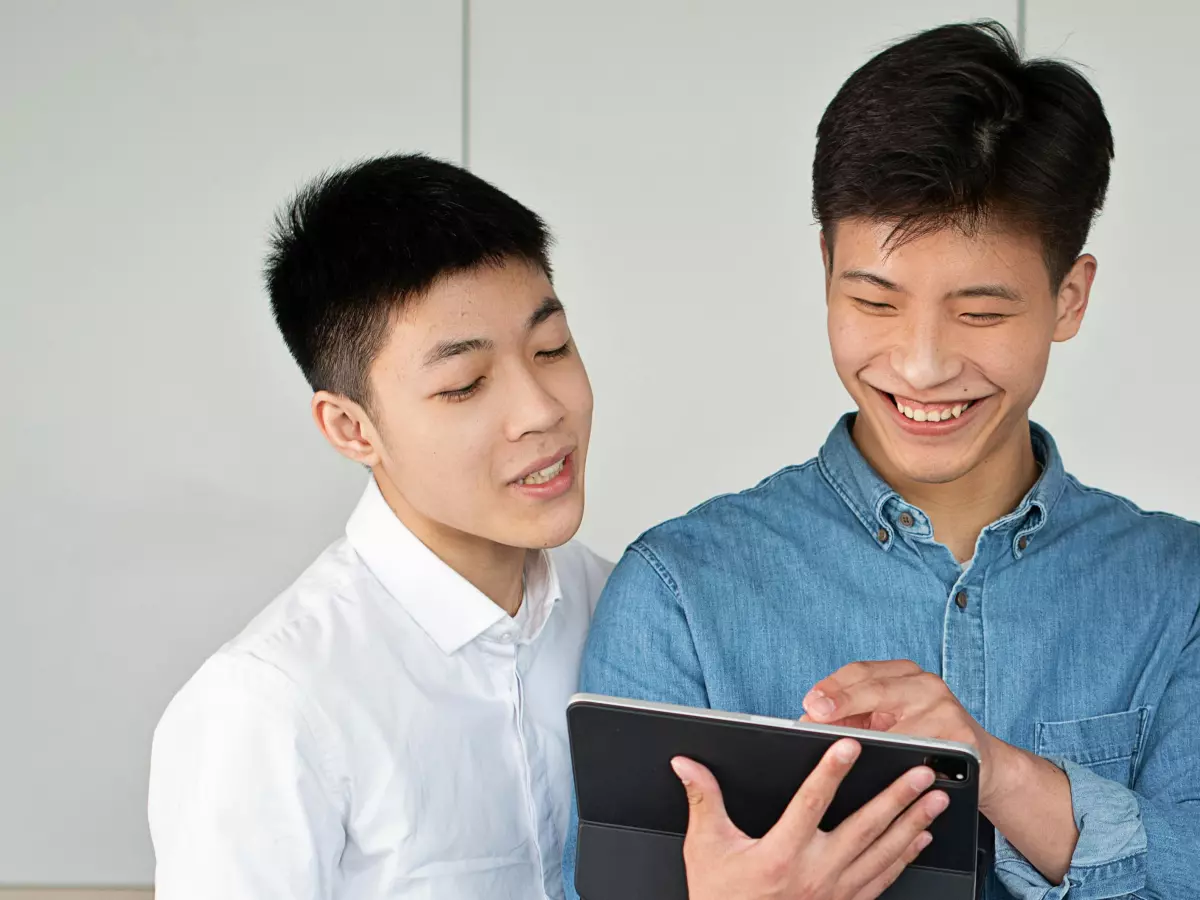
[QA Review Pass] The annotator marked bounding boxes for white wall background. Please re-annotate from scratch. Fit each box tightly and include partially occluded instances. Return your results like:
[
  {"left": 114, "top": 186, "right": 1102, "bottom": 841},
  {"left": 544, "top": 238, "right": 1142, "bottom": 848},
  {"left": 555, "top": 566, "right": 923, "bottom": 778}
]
[
  {"left": 2, "top": 0, "right": 1197, "bottom": 886},
  {"left": 0, "top": 0, "right": 463, "bottom": 885}
]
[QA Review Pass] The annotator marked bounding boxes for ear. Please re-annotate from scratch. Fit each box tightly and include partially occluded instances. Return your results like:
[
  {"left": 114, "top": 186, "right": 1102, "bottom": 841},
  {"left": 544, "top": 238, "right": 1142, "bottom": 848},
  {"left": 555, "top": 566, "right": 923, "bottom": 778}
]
[
  {"left": 1052, "top": 254, "right": 1097, "bottom": 343},
  {"left": 820, "top": 231, "right": 833, "bottom": 295},
  {"left": 311, "top": 390, "right": 383, "bottom": 467}
]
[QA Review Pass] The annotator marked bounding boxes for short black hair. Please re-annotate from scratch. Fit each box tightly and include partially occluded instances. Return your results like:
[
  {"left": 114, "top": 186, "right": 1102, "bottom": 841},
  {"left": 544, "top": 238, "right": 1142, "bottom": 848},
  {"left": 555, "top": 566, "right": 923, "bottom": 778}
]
[
  {"left": 266, "top": 153, "right": 553, "bottom": 407},
  {"left": 813, "top": 21, "right": 1114, "bottom": 287}
]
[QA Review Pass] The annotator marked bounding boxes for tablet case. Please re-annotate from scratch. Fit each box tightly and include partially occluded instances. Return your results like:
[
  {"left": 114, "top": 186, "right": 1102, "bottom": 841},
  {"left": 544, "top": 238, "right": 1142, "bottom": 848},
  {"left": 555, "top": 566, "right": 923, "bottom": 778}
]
[{"left": 570, "top": 697, "right": 989, "bottom": 900}]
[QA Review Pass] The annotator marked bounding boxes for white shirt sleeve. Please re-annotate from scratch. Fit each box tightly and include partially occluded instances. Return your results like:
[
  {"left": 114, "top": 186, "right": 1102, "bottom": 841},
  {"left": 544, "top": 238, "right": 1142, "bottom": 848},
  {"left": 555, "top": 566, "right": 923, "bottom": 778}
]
[{"left": 148, "top": 650, "right": 346, "bottom": 900}]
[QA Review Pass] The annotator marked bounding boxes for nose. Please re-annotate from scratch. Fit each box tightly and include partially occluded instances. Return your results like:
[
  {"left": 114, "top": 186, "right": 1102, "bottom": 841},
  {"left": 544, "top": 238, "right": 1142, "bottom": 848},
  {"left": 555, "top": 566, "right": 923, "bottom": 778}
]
[
  {"left": 889, "top": 312, "right": 963, "bottom": 391},
  {"left": 505, "top": 361, "right": 566, "bottom": 440}
]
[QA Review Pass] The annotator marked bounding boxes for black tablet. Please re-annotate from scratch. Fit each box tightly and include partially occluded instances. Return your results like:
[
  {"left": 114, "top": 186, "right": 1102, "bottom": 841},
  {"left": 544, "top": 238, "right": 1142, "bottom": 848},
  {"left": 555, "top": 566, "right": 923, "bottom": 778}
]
[{"left": 568, "top": 693, "right": 987, "bottom": 900}]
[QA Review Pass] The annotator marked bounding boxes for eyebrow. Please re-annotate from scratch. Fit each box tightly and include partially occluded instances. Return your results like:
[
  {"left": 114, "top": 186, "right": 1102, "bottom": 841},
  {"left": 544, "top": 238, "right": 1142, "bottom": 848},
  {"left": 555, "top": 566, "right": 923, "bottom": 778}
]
[
  {"left": 950, "top": 283, "right": 1022, "bottom": 302},
  {"left": 840, "top": 269, "right": 1022, "bottom": 302},
  {"left": 423, "top": 337, "right": 494, "bottom": 367},
  {"left": 421, "top": 297, "right": 566, "bottom": 367},
  {"left": 528, "top": 296, "right": 565, "bottom": 328},
  {"left": 841, "top": 269, "right": 901, "bottom": 292}
]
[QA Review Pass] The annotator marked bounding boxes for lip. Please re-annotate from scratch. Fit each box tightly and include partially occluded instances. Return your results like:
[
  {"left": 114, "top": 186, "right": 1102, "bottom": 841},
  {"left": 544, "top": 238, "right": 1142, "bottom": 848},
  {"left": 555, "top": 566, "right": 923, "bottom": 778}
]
[
  {"left": 510, "top": 447, "right": 574, "bottom": 484},
  {"left": 874, "top": 388, "right": 993, "bottom": 436},
  {"left": 510, "top": 452, "right": 576, "bottom": 501}
]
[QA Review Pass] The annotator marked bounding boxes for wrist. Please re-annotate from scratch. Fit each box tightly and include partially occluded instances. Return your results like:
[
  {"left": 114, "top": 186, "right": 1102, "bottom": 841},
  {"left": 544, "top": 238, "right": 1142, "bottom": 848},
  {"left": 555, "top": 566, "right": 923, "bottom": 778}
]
[{"left": 978, "top": 737, "right": 1028, "bottom": 818}]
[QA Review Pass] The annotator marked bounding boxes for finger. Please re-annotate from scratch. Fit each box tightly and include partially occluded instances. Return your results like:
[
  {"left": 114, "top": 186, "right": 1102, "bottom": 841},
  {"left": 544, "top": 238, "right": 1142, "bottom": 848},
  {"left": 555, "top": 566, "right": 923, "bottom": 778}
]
[
  {"left": 670, "top": 756, "right": 741, "bottom": 845},
  {"left": 764, "top": 738, "right": 860, "bottom": 849},
  {"left": 826, "top": 765, "right": 939, "bottom": 867},
  {"left": 803, "top": 661, "right": 922, "bottom": 719},
  {"left": 799, "top": 711, "right": 888, "bottom": 731},
  {"left": 847, "top": 830, "right": 934, "bottom": 900},
  {"left": 843, "top": 788, "right": 947, "bottom": 890},
  {"left": 807, "top": 671, "right": 938, "bottom": 724}
]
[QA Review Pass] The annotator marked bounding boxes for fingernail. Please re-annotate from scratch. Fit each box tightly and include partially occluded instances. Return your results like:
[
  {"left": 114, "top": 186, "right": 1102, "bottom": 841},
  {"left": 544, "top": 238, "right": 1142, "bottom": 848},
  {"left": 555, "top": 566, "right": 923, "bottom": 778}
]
[
  {"left": 835, "top": 739, "right": 860, "bottom": 763},
  {"left": 805, "top": 692, "right": 836, "bottom": 718},
  {"left": 907, "top": 767, "right": 935, "bottom": 791},
  {"left": 927, "top": 791, "right": 950, "bottom": 814},
  {"left": 917, "top": 832, "right": 933, "bottom": 850},
  {"left": 670, "top": 757, "right": 691, "bottom": 785}
]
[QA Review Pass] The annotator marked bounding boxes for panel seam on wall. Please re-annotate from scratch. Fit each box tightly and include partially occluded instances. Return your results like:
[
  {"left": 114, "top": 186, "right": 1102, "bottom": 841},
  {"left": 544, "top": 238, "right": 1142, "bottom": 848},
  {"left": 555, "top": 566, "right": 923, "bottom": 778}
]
[
  {"left": 1016, "top": 0, "right": 1027, "bottom": 54},
  {"left": 461, "top": 0, "right": 472, "bottom": 167}
]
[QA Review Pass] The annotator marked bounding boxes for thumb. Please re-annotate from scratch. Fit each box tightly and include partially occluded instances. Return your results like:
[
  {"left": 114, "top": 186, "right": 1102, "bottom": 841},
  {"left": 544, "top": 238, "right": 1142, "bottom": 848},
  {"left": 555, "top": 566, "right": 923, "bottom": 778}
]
[{"left": 671, "top": 756, "right": 733, "bottom": 841}]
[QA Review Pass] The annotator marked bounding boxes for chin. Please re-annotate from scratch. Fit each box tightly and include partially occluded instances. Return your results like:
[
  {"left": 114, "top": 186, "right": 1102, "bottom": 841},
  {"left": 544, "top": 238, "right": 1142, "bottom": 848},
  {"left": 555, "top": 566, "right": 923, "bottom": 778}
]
[
  {"left": 898, "top": 463, "right": 973, "bottom": 485},
  {"left": 516, "top": 503, "right": 585, "bottom": 550}
]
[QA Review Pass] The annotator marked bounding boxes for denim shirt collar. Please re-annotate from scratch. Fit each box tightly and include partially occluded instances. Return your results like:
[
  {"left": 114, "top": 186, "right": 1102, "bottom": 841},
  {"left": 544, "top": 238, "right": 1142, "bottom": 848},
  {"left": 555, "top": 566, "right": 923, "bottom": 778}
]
[{"left": 817, "top": 413, "right": 1068, "bottom": 558}]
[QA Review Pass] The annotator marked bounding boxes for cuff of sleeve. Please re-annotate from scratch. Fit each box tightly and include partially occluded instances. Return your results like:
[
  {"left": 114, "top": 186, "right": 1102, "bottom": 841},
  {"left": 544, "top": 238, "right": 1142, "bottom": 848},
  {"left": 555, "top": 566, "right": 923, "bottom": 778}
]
[{"left": 992, "top": 758, "right": 1147, "bottom": 900}]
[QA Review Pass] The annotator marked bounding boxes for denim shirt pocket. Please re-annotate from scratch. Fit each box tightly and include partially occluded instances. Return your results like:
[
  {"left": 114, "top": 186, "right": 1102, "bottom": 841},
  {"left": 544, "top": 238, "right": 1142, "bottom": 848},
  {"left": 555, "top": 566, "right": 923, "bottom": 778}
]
[{"left": 1034, "top": 707, "right": 1150, "bottom": 787}]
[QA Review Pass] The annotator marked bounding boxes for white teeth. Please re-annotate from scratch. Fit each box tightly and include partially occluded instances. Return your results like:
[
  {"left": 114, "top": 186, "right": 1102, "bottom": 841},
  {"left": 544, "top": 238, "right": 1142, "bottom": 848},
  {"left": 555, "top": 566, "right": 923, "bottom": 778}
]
[
  {"left": 520, "top": 458, "right": 565, "bottom": 485},
  {"left": 896, "top": 399, "right": 974, "bottom": 421}
]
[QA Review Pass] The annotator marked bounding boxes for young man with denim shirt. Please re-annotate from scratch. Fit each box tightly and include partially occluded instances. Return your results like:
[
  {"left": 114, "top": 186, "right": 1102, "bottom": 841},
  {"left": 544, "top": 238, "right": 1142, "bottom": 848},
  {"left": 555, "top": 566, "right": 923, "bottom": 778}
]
[{"left": 565, "top": 22, "right": 1199, "bottom": 900}]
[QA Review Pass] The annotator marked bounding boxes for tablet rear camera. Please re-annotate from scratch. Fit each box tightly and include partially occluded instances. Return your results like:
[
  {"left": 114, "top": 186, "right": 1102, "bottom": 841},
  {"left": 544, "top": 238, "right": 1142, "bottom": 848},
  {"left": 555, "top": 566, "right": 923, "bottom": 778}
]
[{"left": 924, "top": 754, "right": 970, "bottom": 784}]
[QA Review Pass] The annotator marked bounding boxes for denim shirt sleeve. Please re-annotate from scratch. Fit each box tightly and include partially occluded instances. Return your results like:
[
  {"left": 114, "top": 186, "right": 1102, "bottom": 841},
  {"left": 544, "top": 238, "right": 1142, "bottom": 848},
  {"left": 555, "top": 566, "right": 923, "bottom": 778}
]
[
  {"left": 562, "top": 542, "right": 707, "bottom": 900},
  {"left": 994, "top": 619, "right": 1200, "bottom": 900}
]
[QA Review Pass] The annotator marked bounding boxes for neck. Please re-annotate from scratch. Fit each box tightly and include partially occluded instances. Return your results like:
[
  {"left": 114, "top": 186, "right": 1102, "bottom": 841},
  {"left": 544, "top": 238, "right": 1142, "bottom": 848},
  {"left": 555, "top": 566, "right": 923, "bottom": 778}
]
[
  {"left": 372, "top": 470, "right": 528, "bottom": 616},
  {"left": 852, "top": 417, "right": 1041, "bottom": 562}
]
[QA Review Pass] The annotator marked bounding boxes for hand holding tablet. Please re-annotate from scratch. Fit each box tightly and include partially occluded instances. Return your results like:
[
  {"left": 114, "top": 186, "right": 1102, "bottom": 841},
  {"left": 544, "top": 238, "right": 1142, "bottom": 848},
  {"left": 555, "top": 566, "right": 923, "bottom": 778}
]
[
  {"left": 670, "top": 738, "right": 947, "bottom": 900},
  {"left": 569, "top": 695, "right": 987, "bottom": 900}
]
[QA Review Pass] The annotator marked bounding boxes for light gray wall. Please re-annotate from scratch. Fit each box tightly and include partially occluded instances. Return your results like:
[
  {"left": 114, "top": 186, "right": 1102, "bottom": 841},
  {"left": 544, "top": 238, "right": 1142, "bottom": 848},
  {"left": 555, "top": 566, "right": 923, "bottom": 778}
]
[
  {"left": 0, "top": 0, "right": 462, "bottom": 885},
  {"left": 3, "top": 0, "right": 1197, "bottom": 886}
]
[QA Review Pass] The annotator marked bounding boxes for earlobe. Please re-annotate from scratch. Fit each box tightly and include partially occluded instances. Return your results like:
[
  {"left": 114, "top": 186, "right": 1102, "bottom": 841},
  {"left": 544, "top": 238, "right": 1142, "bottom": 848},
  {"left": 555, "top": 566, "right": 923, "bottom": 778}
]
[
  {"left": 1052, "top": 254, "right": 1097, "bottom": 343},
  {"left": 311, "top": 391, "right": 381, "bottom": 466}
]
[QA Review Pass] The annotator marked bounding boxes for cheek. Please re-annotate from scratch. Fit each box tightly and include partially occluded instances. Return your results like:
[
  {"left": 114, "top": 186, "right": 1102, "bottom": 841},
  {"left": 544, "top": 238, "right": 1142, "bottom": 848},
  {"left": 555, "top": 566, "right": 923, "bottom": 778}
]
[
  {"left": 828, "top": 309, "right": 881, "bottom": 372},
  {"left": 557, "top": 360, "right": 595, "bottom": 422},
  {"left": 974, "top": 326, "right": 1053, "bottom": 398},
  {"left": 384, "top": 405, "right": 499, "bottom": 491}
]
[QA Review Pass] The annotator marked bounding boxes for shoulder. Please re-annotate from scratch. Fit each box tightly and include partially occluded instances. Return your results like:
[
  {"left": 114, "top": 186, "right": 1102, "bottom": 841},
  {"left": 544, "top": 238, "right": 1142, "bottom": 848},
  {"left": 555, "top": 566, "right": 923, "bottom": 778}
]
[
  {"left": 221, "top": 537, "right": 385, "bottom": 678},
  {"left": 1060, "top": 474, "right": 1200, "bottom": 550},
  {"left": 550, "top": 539, "right": 614, "bottom": 615},
  {"left": 154, "top": 648, "right": 311, "bottom": 745},
  {"left": 633, "top": 459, "right": 829, "bottom": 569},
  {"left": 158, "top": 537, "right": 390, "bottom": 747}
]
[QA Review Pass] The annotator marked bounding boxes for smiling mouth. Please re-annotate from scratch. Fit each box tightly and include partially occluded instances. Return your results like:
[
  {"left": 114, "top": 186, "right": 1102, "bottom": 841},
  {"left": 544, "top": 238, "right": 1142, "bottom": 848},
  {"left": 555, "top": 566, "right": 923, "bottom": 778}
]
[
  {"left": 874, "top": 389, "right": 991, "bottom": 427},
  {"left": 890, "top": 393, "right": 973, "bottom": 421},
  {"left": 519, "top": 458, "right": 566, "bottom": 485}
]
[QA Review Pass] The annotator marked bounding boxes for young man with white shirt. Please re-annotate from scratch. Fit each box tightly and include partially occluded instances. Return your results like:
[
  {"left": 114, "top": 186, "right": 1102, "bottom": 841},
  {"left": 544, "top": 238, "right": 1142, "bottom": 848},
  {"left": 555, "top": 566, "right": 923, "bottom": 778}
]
[{"left": 148, "top": 154, "right": 611, "bottom": 900}]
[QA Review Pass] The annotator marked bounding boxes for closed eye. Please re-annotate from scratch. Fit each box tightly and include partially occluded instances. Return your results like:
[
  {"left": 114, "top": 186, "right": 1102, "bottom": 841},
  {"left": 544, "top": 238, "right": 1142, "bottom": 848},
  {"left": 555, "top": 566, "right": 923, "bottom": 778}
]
[
  {"left": 438, "top": 377, "right": 483, "bottom": 401},
  {"left": 962, "top": 312, "right": 1008, "bottom": 324},
  {"left": 853, "top": 298, "right": 896, "bottom": 313},
  {"left": 537, "top": 341, "right": 573, "bottom": 360}
]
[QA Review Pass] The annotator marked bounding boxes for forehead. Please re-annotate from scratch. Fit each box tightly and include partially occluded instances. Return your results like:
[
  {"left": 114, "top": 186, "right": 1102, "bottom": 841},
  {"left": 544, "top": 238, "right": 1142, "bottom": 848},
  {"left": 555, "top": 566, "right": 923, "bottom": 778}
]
[
  {"left": 831, "top": 218, "right": 1050, "bottom": 292},
  {"left": 393, "top": 260, "right": 555, "bottom": 339}
]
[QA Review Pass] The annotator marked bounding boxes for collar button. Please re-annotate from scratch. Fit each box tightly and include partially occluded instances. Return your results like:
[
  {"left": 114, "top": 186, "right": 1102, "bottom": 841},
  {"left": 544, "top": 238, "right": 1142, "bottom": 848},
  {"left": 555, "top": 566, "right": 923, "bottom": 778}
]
[
  {"left": 877, "top": 527, "right": 890, "bottom": 544},
  {"left": 1018, "top": 536, "right": 1029, "bottom": 552},
  {"left": 898, "top": 512, "right": 915, "bottom": 528}
]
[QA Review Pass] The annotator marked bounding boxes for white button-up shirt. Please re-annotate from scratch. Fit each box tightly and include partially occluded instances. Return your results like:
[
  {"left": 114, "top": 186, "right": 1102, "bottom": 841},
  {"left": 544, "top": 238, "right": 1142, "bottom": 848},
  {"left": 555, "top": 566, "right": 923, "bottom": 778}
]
[{"left": 148, "top": 480, "right": 611, "bottom": 900}]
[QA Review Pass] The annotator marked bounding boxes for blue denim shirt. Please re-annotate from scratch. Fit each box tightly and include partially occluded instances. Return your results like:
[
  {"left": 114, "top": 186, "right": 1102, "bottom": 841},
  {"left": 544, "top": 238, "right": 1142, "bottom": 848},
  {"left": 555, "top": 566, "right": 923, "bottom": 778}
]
[{"left": 564, "top": 416, "right": 1200, "bottom": 900}]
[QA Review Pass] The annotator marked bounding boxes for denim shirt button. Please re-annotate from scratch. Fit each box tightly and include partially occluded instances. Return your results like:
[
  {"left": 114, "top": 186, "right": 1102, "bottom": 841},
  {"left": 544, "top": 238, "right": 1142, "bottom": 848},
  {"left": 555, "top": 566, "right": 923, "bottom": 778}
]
[
  {"left": 877, "top": 528, "right": 890, "bottom": 544},
  {"left": 1018, "top": 536, "right": 1029, "bottom": 551},
  {"left": 955, "top": 590, "right": 969, "bottom": 609},
  {"left": 898, "top": 512, "right": 915, "bottom": 528}
]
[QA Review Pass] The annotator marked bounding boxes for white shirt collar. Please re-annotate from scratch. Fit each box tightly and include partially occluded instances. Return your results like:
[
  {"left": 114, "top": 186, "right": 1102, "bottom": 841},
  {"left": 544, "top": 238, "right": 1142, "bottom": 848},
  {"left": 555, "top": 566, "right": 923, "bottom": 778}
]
[{"left": 344, "top": 478, "right": 561, "bottom": 655}]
